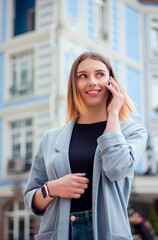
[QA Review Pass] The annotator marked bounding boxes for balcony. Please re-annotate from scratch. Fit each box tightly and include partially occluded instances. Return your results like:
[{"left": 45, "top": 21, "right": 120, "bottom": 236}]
[
  {"left": 10, "top": 83, "right": 33, "bottom": 97},
  {"left": 132, "top": 174, "right": 158, "bottom": 203},
  {"left": 7, "top": 157, "right": 31, "bottom": 174}
]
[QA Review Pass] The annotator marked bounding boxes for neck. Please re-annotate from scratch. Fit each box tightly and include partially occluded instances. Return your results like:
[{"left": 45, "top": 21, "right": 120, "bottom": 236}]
[{"left": 78, "top": 107, "right": 108, "bottom": 124}]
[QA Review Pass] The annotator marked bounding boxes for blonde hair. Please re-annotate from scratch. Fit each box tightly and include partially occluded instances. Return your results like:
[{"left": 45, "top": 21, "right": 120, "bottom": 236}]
[{"left": 65, "top": 52, "right": 137, "bottom": 123}]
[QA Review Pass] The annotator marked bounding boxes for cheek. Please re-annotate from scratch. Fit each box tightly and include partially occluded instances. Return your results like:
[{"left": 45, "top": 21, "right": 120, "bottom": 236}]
[
  {"left": 103, "top": 74, "right": 110, "bottom": 83},
  {"left": 101, "top": 85, "right": 109, "bottom": 98},
  {"left": 99, "top": 75, "right": 109, "bottom": 85},
  {"left": 103, "top": 88, "right": 109, "bottom": 95},
  {"left": 77, "top": 80, "right": 85, "bottom": 91}
]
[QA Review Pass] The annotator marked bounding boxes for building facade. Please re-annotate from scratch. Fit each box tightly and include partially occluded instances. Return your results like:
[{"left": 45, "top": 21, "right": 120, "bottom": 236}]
[{"left": 0, "top": 0, "right": 158, "bottom": 239}]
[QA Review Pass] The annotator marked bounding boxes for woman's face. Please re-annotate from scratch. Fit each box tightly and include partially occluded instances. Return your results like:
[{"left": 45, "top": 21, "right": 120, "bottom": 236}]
[{"left": 77, "top": 58, "right": 110, "bottom": 109}]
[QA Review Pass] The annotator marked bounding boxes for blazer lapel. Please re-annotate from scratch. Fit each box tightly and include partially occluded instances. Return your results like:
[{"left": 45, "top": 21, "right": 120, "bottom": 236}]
[{"left": 53, "top": 119, "right": 77, "bottom": 178}]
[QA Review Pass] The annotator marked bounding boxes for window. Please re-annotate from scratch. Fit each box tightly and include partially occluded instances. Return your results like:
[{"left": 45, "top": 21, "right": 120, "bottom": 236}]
[
  {"left": 145, "top": 136, "right": 155, "bottom": 174},
  {"left": 5, "top": 200, "right": 38, "bottom": 240},
  {"left": 94, "top": 0, "right": 108, "bottom": 40},
  {"left": 151, "top": 75, "right": 158, "bottom": 117},
  {"left": 13, "top": 0, "right": 35, "bottom": 36},
  {"left": 7, "top": 119, "right": 33, "bottom": 174},
  {"left": 10, "top": 50, "right": 34, "bottom": 97},
  {"left": 151, "top": 19, "right": 158, "bottom": 56},
  {"left": 154, "top": 135, "right": 158, "bottom": 173}
]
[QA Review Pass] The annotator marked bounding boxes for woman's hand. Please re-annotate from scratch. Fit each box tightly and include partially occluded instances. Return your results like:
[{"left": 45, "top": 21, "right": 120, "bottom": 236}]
[
  {"left": 105, "top": 77, "right": 125, "bottom": 133},
  {"left": 48, "top": 173, "right": 89, "bottom": 199},
  {"left": 105, "top": 77, "right": 125, "bottom": 116}
]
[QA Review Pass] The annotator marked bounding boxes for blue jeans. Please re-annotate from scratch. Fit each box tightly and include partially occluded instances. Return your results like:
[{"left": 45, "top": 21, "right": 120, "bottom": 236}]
[{"left": 69, "top": 210, "right": 93, "bottom": 240}]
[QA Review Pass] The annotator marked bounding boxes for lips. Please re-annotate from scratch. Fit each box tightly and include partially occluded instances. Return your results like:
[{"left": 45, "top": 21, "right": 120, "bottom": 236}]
[
  {"left": 86, "top": 90, "right": 101, "bottom": 94},
  {"left": 85, "top": 89, "right": 102, "bottom": 97}
]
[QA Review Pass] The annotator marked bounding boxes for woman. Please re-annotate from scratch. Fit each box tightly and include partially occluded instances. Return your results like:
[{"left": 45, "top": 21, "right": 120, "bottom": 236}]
[{"left": 24, "top": 52, "right": 147, "bottom": 240}]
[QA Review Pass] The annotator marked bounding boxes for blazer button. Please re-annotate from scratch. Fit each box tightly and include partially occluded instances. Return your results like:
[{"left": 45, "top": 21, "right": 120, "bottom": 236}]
[{"left": 70, "top": 215, "right": 76, "bottom": 221}]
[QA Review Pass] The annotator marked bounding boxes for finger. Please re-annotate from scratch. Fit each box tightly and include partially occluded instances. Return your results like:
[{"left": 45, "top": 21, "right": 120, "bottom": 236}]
[
  {"left": 71, "top": 180, "right": 88, "bottom": 189},
  {"left": 77, "top": 183, "right": 88, "bottom": 189},
  {"left": 104, "top": 82, "right": 117, "bottom": 94},
  {"left": 108, "top": 79, "right": 120, "bottom": 93},
  {"left": 72, "top": 173, "right": 86, "bottom": 177},
  {"left": 72, "top": 193, "right": 82, "bottom": 199},
  {"left": 75, "top": 188, "right": 85, "bottom": 194},
  {"left": 75, "top": 176, "right": 89, "bottom": 184},
  {"left": 71, "top": 173, "right": 89, "bottom": 183}
]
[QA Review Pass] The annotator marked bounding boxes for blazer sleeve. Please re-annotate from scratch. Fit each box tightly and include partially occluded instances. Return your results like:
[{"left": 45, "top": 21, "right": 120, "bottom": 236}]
[
  {"left": 24, "top": 136, "right": 48, "bottom": 216},
  {"left": 97, "top": 121, "right": 148, "bottom": 181}
]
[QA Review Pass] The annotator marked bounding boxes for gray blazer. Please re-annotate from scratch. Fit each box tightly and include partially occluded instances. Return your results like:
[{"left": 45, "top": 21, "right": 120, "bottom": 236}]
[{"left": 24, "top": 119, "right": 147, "bottom": 240}]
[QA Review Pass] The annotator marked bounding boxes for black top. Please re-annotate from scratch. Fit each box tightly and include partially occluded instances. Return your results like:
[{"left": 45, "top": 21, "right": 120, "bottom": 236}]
[{"left": 69, "top": 121, "right": 107, "bottom": 212}]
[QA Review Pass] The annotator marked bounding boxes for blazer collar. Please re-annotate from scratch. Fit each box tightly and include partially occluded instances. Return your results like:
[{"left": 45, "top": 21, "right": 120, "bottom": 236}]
[{"left": 54, "top": 119, "right": 77, "bottom": 152}]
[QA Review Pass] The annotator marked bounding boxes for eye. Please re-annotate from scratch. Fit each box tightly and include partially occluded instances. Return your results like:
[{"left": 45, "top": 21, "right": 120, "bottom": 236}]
[
  {"left": 97, "top": 72, "right": 104, "bottom": 77},
  {"left": 78, "top": 74, "right": 87, "bottom": 79}
]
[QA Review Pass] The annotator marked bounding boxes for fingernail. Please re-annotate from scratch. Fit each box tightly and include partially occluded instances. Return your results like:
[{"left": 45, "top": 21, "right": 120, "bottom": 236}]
[
  {"left": 119, "top": 87, "right": 122, "bottom": 93},
  {"left": 82, "top": 173, "right": 86, "bottom": 175},
  {"left": 104, "top": 83, "right": 109, "bottom": 86}
]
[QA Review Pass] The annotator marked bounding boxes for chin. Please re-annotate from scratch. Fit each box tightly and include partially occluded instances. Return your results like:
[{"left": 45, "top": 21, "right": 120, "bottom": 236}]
[{"left": 85, "top": 102, "right": 107, "bottom": 109}]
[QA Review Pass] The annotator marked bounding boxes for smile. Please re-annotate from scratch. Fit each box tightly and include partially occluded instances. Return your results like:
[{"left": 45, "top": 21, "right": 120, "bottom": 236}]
[{"left": 86, "top": 90, "right": 101, "bottom": 94}]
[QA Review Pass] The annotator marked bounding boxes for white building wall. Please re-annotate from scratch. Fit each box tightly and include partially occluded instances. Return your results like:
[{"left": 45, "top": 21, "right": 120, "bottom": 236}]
[{"left": 0, "top": 2, "right": 158, "bottom": 238}]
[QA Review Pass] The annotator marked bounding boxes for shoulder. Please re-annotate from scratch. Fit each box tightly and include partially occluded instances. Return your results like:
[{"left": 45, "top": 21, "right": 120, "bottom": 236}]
[
  {"left": 42, "top": 124, "right": 65, "bottom": 141},
  {"left": 43, "top": 125, "right": 64, "bottom": 138},
  {"left": 120, "top": 120, "right": 147, "bottom": 139},
  {"left": 41, "top": 120, "right": 75, "bottom": 142}
]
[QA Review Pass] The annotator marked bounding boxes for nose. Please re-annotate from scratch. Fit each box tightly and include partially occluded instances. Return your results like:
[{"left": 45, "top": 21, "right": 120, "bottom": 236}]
[{"left": 88, "top": 76, "right": 97, "bottom": 86}]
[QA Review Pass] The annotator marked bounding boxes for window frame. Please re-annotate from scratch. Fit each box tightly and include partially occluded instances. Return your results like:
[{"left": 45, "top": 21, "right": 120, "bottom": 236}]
[
  {"left": 148, "top": 15, "right": 158, "bottom": 60},
  {"left": 10, "top": 50, "right": 34, "bottom": 98},
  {"left": 65, "top": 0, "right": 86, "bottom": 35},
  {"left": 94, "top": 0, "right": 109, "bottom": 41},
  {"left": 7, "top": 0, "right": 36, "bottom": 40},
  {"left": 148, "top": 73, "right": 158, "bottom": 120},
  {"left": 8, "top": 118, "right": 34, "bottom": 175},
  {"left": 2, "top": 113, "right": 36, "bottom": 179},
  {"left": 153, "top": 133, "right": 158, "bottom": 174},
  {"left": 4, "top": 199, "right": 38, "bottom": 240},
  {"left": 7, "top": 0, "right": 15, "bottom": 40},
  {"left": 151, "top": 19, "right": 158, "bottom": 56},
  {"left": 4, "top": 46, "right": 36, "bottom": 103}
]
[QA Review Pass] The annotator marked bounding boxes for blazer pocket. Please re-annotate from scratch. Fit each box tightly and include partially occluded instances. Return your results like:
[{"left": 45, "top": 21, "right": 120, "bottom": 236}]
[
  {"left": 35, "top": 231, "right": 55, "bottom": 240},
  {"left": 111, "top": 234, "right": 133, "bottom": 240}
]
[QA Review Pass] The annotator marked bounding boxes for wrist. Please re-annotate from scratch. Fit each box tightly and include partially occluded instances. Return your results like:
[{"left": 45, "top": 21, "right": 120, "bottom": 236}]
[
  {"left": 41, "top": 182, "right": 55, "bottom": 199},
  {"left": 47, "top": 181, "right": 57, "bottom": 198},
  {"left": 106, "top": 111, "right": 121, "bottom": 133},
  {"left": 107, "top": 111, "right": 119, "bottom": 119}
]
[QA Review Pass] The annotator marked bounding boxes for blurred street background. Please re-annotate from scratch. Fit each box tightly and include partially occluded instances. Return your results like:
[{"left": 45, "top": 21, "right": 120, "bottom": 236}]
[{"left": 0, "top": 0, "right": 158, "bottom": 239}]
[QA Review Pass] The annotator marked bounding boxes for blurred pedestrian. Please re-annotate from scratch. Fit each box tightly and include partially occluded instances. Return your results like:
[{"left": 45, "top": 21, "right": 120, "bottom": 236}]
[
  {"left": 129, "top": 210, "right": 155, "bottom": 240},
  {"left": 24, "top": 52, "right": 147, "bottom": 240}
]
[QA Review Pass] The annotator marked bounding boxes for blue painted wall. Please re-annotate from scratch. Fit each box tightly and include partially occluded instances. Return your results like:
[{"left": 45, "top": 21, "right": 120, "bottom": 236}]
[
  {"left": 126, "top": 66, "right": 141, "bottom": 116},
  {"left": 1, "top": 0, "right": 8, "bottom": 43},
  {"left": 112, "top": 60, "right": 119, "bottom": 79},
  {"left": 112, "top": 0, "right": 119, "bottom": 51},
  {"left": 0, "top": 95, "right": 50, "bottom": 109},
  {"left": 125, "top": 5, "right": 140, "bottom": 61},
  {"left": 67, "top": 0, "right": 79, "bottom": 18},
  {"left": 0, "top": 53, "right": 4, "bottom": 107},
  {"left": 65, "top": 52, "right": 78, "bottom": 79},
  {"left": 127, "top": 67, "right": 144, "bottom": 173},
  {"left": 0, "top": 119, "right": 2, "bottom": 182},
  {"left": 127, "top": 66, "right": 141, "bottom": 120},
  {"left": 86, "top": 0, "right": 94, "bottom": 39}
]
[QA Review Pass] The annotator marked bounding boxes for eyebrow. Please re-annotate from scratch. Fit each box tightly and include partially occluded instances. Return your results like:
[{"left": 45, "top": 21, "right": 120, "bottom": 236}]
[{"left": 77, "top": 70, "right": 107, "bottom": 74}]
